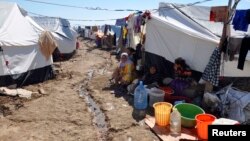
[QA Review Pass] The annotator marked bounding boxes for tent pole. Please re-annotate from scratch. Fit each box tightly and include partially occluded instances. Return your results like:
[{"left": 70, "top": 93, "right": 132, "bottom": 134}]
[
  {"left": 204, "top": 0, "right": 233, "bottom": 93},
  {"left": 219, "top": 0, "right": 233, "bottom": 48}
]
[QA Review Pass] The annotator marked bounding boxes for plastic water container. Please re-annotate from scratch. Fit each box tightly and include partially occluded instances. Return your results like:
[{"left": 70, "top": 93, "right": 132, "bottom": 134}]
[
  {"left": 134, "top": 81, "right": 148, "bottom": 110},
  {"left": 149, "top": 88, "right": 165, "bottom": 107},
  {"left": 170, "top": 108, "right": 181, "bottom": 136}
]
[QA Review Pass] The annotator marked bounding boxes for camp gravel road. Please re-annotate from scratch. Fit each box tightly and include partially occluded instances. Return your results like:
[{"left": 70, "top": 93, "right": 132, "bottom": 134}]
[{"left": 0, "top": 38, "right": 159, "bottom": 141}]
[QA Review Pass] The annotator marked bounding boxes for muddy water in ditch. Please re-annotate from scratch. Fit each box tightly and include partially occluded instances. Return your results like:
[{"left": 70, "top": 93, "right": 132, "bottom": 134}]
[{"left": 79, "top": 70, "right": 108, "bottom": 141}]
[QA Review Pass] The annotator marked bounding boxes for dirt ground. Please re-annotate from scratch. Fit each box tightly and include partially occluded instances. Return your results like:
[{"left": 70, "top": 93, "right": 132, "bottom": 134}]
[{"left": 0, "top": 38, "right": 159, "bottom": 141}]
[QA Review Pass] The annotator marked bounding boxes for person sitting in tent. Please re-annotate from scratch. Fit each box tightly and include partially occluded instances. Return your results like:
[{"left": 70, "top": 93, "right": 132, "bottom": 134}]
[
  {"left": 143, "top": 65, "right": 162, "bottom": 86},
  {"left": 110, "top": 52, "right": 135, "bottom": 85},
  {"left": 127, "top": 65, "right": 162, "bottom": 95},
  {"left": 164, "top": 57, "right": 194, "bottom": 96}
]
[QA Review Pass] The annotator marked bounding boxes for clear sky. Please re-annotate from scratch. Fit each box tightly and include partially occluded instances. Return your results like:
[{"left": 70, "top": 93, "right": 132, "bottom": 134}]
[{"left": 1, "top": 0, "right": 250, "bottom": 26}]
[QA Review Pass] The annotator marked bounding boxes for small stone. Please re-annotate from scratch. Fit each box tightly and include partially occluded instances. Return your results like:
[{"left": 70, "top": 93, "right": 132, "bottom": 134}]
[{"left": 38, "top": 88, "right": 47, "bottom": 95}]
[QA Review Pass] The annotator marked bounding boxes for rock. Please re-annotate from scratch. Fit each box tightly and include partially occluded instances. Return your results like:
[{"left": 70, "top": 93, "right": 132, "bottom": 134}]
[
  {"left": 0, "top": 87, "right": 32, "bottom": 99},
  {"left": 103, "top": 103, "right": 114, "bottom": 111},
  {"left": 17, "top": 89, "right": 32, "bottom": 99},
  {"left": 127, "top": 136, "right": 133, "bottom": 141},
  {"left": 38, "top": 88, "right": 47, "bottom": 95}
]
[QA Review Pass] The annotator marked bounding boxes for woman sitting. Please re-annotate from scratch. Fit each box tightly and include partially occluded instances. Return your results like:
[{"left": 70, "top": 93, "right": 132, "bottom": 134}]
[
  {"left": 111, "top": 52, "right": 135, "bottom": 85},
  {"left": 168, "top": 57, "right": 194, "bottom": 96}
]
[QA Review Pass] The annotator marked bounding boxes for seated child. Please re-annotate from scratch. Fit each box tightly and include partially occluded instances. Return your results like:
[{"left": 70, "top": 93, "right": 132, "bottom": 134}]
[{"left": 127, "top": 65, "right": 162, "bottom": 95}]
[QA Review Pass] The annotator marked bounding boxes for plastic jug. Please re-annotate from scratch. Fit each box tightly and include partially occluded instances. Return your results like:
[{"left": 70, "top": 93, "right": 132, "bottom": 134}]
[
  {"left": 134, "top": 81, "right": 148, "bottom": 110},
  {"left": 170, "top": 108, "right": 181, "bottom": 136}
]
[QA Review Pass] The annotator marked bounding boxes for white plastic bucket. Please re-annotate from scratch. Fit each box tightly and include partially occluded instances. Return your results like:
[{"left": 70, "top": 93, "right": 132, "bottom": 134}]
[{"left": 149, "top": 88, "right": 165, "bottom": 107}]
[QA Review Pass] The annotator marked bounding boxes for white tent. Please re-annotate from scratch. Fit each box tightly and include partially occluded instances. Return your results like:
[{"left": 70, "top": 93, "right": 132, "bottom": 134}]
[
  {"left": 145, "top": 3, "right": 250, "bottom": 77},
  {"left": 0, "top": 2, "right": 54, "bottom": 86},
  {"left": 32, "top": 16, "right": 77, "bottom": 54}
]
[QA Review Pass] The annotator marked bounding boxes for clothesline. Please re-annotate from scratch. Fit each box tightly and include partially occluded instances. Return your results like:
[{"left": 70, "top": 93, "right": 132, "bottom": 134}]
[
  {"left": 24, "top": 0, "right": 213, "bottom": 12},
  {"left": 24, "top": 0, "right": 217, "bottom": 22}
]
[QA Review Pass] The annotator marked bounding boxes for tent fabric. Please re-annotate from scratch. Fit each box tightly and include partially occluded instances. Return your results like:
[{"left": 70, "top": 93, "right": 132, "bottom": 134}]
[
  {"left": 0, "top": 2, "right": 53, "bottom": 82},
  {"left": 51, "top": 32, "right": 76, "bottom": 54},
  {"left": 146, "top": 4, "right": 219, "bottom": 73},
  {"left": 32, "top": 17, "right": 74, "bottom": 40},
  {"left": 39, "top": 31, "right": 57, "bottom": 60},
  {"left": 145, "top": 3, "right": 250, "bottom": 77},
  {"left": 173, "top": 3, "right": 250, "bottom": 37},
  {"left": 32, "top": 16, "right": 77, "bottom": 54},
  {"left": 0, "top": 2, "right": 39, "bottom": 46},
  {"left": 0, "top": 45, "right": 53, "bottom": 76},
  {"left": 156, "top": 3, "right": 220, "bottom": 42},
  {"left": 0, "top": 65, "right": 54, "bottom": 87}
]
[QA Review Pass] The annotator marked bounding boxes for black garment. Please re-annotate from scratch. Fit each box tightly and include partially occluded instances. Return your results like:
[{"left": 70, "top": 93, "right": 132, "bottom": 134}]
[
  {"left": 135, "top": 44, "right": 142, "bottom": 60},
  {"left": 143, "top": 73, "right": 161, "bottom": 85},
  {"left": 220, "top": 37, "right": 228, "bottom": 53},
  {"left": 237, "top": 36, "right": 250, "bottom": 70},
  {"left": 247, "top": 9, "right": 250, "bottom": 24},
  {"left": 113, "top": 33, "right": 116, "bottom": 46}
]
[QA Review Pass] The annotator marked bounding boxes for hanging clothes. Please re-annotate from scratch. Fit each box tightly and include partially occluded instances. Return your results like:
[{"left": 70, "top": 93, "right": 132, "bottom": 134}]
[
  {"left": 115, "top": 18, "right": 126, "bottom": 26},
  {"left": 134, "top": 15, "right": 142, "bottom": 33},
  {"left": 228, "top": 37, "right": 243, "bottom": 61},
  {"left": 232, "top": 10, "right": 250, "bottom": 32},
  {"left": 92, "top": 26, "right": 98, "bottom": 32},
  {"left": 104, "top": 25, "right": 111, "bottom": 35},
  {"left": 237, "top": 36, "right": 250, "bottom": 70},
  {"left": 38, "top": 31, "right": 57, "bottom": 61},
  {"left": 209, "top": 6, "right": 228, "bottom": 22},
  {"left": 113, "top": 33, "right": 116, "bottom": 46},
  {"left": 104, "top": 25, "right": 108, "bottom": 35},
  {"left": 127, "top": 14, "right": 135, "bottom": 30},
  {"left": 122, "top": 26, "right": 128, "bottom": 46},
  {"left": 85, "top": 26, "right": 91, "bottom": 29},
  {"left": 202, "top": 48, "right": 221, "bottom": 86}
]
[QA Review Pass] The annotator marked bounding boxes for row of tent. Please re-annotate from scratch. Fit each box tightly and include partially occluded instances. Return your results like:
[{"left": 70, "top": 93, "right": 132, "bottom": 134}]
[
  {"left": 0, "top": 2, "right": 78, "bottom": 87},
  {"left": 79, "top": 2, "right": 250, "bottom": 80},
  {"left": 79, "top": 25, "right": 121, "bottom": 46},
  {"left": 142, "top": 3, "right": 250, "bottom": 80},
  {"left": 1, "top": 2, "right": 249, "bottom": 87}
]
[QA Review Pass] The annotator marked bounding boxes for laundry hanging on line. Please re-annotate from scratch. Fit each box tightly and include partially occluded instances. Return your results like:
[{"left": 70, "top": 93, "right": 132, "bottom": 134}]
[
  {"left": 134, "top": 15, "right": 142, "bottom": 33},
  {"left": 209, "top": 6, "right": 228, "bottom": 22},
  {"left": 232, "top": 9, "right": 250, "bottom": 32},
  {"left": 115, "top": 18, "right": 126, "bottom": 26},
  {"left": 237, "top": 36, "right": 250, "bottom": 70}
]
